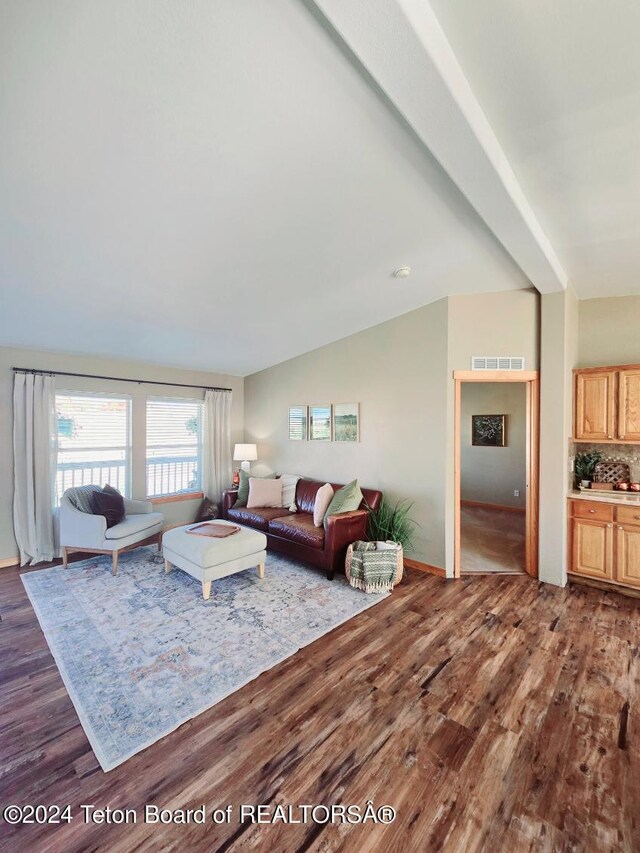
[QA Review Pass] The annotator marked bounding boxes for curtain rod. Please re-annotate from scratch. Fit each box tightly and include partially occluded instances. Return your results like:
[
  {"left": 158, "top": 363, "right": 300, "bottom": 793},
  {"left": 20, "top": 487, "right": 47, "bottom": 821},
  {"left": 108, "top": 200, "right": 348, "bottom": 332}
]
[{"left": 12, "top": 367, "right": 232, "bottom": 393}]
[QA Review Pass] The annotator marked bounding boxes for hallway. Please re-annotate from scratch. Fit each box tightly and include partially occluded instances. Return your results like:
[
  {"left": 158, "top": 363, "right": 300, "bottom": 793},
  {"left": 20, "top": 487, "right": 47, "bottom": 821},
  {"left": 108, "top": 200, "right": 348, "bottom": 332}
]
[{"left": 461, "top": 504, "right": 526, "bottom": 574}]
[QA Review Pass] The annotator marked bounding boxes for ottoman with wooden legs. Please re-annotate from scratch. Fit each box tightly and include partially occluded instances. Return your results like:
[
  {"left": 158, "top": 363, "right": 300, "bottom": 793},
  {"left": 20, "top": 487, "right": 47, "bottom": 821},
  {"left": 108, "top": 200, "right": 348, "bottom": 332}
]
[{"left": 162, "top": 521, "right": 267, "bottom": 600}]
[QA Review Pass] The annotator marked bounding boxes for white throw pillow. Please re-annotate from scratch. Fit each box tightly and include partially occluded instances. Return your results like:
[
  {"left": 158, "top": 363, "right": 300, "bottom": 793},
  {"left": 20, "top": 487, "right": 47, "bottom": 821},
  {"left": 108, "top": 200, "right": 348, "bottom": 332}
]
[
  {"left": 313, "top": 483, "right": 334, "bottom": 527},
  {"left": 247, "top": 477, "right": 283, "bottom": 509},
  {"left": 279, "top": 474, "right": 300, "bottom": 511}
]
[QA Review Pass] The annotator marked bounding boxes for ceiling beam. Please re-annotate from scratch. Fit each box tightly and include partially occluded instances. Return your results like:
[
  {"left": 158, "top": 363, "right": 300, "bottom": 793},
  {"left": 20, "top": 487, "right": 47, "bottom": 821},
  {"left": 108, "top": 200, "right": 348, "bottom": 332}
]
[{"left": 308, "top": 0, "right": 567, "bottom": 294}]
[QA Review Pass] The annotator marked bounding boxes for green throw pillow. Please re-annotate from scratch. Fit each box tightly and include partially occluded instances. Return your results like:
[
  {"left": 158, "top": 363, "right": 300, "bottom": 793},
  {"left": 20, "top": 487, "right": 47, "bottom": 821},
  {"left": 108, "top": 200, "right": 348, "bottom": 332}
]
[
  {"left": 323, "top": 479, "right": 364, "bottom": 527},
  {"left": 235, "top": 470, "right": 276, "bottom": 507}
]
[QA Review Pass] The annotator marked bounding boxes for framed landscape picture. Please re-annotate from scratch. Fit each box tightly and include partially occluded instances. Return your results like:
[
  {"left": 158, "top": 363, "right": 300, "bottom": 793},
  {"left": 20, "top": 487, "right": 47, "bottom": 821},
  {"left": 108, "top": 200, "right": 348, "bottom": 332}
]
[
  {"left": 333, "top": 402, "right": 359, "bottom": 442},
  {"left": 288, "top": 405, "right": 308, "bottom": 441},
  {"left": 472, "top": 414, "right": 506, "bottom": 447},
  {"left": 309, "top": 405, "right": 332, "bottom": 441}
]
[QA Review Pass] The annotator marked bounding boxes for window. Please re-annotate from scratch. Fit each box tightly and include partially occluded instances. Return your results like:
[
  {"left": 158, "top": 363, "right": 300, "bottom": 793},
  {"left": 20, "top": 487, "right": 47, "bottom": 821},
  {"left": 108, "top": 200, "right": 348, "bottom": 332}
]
[
  {"left": 146, "top": 397, "right": 203, "bottom": 498},
  {"left": 56, "top": 393, "right": 132, "bottom": 502}
]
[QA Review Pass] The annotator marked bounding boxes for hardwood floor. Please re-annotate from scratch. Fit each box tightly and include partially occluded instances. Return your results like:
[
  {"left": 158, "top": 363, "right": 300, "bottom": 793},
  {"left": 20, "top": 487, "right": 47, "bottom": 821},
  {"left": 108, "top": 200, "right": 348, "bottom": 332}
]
[
  {"left": 461, "top": 505, "right": 526, "bottom": 574},
  {"left": 2, "top": 560, "right": 640, "bottom": 852}
]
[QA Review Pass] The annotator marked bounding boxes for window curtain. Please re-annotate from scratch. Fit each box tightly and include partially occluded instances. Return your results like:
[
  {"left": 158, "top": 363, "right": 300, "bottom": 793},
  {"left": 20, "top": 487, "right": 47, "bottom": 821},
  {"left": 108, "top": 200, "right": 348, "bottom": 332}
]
[
  {"left": 13, "top": 372, "right": 58, "bottom": 565},
  {"left": 202, "top": 389, "right": 232, "bottom": 503}
]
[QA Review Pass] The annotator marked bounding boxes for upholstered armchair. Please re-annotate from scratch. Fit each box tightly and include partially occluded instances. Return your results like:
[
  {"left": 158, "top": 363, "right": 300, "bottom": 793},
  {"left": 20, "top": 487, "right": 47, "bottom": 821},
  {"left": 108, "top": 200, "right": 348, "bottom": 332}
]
[{"left": 60, "top": 485, "right": 165, "bottom": 575}]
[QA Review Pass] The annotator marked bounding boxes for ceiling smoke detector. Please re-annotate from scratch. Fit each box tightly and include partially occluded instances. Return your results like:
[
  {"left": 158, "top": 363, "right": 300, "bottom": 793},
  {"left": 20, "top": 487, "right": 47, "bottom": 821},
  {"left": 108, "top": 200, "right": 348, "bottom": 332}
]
[{"left": 393, "top": 266, "right": 411, "bottom": 278}]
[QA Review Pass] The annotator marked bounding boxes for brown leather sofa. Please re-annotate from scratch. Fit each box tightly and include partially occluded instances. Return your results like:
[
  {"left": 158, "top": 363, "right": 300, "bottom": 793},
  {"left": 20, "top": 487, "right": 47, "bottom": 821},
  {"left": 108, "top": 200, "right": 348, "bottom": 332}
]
[{"left": 221, "top": 478, "right": 383, "bottom": 580}]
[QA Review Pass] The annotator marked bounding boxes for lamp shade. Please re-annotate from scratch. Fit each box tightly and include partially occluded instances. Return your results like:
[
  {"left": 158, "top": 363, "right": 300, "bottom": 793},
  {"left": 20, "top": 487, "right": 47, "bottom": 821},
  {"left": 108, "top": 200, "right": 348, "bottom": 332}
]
[{"left": 233, "top": 443, "right": 258, "bottom": 462}]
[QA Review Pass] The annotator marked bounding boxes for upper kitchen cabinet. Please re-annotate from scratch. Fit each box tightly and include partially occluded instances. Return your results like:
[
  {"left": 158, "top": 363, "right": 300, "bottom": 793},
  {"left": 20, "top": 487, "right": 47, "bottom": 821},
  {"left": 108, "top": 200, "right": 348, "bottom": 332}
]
[
  {"left": 618, "top": 370, "right": 640, "bottom": 441},
  {"left": 575, "top": 365, "right": 640, "bottom": 443},
  {"left": 574, "top": 370, "right": 617, "bottom": 441}
]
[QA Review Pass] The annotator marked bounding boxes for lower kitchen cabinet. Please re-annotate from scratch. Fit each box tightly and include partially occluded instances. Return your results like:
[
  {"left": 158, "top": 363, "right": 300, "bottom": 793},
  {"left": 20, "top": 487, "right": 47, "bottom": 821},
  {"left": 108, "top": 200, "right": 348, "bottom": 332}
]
[{"left": 569, "top": 499, "right": 640, "bottom": 591}]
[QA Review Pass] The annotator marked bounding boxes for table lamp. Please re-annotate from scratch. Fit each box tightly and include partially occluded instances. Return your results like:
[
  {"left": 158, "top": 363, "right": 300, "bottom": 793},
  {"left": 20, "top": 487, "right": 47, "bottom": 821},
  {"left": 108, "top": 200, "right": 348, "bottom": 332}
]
[{"left": 233, "top": 443, "right": 258, "bottom": 473}]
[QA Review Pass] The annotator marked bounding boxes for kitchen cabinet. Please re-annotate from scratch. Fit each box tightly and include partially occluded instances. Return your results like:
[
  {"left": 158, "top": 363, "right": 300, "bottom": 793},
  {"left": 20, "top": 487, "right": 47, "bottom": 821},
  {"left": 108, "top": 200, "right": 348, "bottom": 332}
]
[
  {"left": 569, "top": 499, "right": 640, "bottom": 591},
  {"left": 574, "top": 364, "right": 640, "bottom": 443},
  {"left": 575, "top": 371, "right": 616, "bottom": 441},
  {"left": 618, "top": 369, "right": 640, "bottom": 441}
]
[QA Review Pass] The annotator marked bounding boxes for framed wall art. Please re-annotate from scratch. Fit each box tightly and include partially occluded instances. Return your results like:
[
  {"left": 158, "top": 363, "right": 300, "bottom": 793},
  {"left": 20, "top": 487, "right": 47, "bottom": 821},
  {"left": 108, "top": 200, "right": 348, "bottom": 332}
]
[
  {"left": 472, "top": 414, "right": 507, "bottom": 447},
  {"left": 288, "top": 406, "right": 308, "bottom": 441},
  {"left": 309, "top": 405, "right": 332, "bottom": 441},
  {"left": 333, "top": 403, "right": 359, "bottom": 442}
]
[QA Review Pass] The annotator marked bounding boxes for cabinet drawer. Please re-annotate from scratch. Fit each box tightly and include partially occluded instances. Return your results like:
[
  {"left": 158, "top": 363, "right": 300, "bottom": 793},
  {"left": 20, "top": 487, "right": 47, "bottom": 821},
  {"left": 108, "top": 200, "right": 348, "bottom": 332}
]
[
  {"left": 571, "top": 501, "right": 614, "bottom": 522},
  {"left": 615, "top": 505, "right": 640, "bottom": 525}
]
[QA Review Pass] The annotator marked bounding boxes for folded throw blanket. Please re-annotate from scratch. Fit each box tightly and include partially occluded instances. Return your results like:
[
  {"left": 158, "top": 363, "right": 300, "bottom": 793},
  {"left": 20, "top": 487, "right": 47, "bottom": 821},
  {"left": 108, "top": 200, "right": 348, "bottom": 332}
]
[{"left": 347, "top": 540, "right": 401, "bottom": 593}]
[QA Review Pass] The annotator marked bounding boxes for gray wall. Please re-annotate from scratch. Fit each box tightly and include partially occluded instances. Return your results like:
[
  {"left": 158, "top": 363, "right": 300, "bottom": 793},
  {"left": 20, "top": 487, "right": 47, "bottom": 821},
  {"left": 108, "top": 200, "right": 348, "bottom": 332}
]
[
  {"left": 0, "top": 346, "right": 244, "bottom": 563},
  {"left": 245, "top": 299, "right": 450, "bottom": 568},
  {"left": 244, "top": 289, "right": 541, "bottom": 572},
  {"left": 460, "top": 383, "right": 526, "bottom": 509},
  {"left": 447, "top": 290, "right": 541, "bottom": 371},
  {"left": 579, "top": 296, "right": 640, "bottom": 366}
]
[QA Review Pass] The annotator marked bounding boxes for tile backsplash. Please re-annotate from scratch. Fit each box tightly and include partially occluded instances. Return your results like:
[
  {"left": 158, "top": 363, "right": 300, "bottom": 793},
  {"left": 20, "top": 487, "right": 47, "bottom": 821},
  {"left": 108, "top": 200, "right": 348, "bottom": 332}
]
[{"left": 571, "top": 442, "right": 640, "bottom": 483}]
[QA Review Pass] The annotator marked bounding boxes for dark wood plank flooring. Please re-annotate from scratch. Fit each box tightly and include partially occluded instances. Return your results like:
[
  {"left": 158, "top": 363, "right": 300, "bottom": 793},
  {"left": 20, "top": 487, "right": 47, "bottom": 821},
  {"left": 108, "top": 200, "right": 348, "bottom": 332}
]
[{"left": 1, "top": 560, "right": 639, "bottom": 852}]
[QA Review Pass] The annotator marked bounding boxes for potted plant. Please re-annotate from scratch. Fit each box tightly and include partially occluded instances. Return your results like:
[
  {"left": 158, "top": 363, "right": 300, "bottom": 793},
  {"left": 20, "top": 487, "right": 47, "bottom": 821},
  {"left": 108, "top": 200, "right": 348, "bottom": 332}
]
[
  {"left": 342, "top": 498, "right": 418, "bottom": 592},
  {"left": 366, "top": 497, "right": 417, "bottom": 552},
  {"left": 574, "top": 450, "right": 603, "bottom": 489}
]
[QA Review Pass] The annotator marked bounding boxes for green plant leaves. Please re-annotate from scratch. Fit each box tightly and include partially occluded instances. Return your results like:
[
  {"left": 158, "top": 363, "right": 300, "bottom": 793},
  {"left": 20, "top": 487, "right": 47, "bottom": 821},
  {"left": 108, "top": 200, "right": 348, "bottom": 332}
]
[{"left": 366, "top": 497, "right": 417, "bottom": 552}]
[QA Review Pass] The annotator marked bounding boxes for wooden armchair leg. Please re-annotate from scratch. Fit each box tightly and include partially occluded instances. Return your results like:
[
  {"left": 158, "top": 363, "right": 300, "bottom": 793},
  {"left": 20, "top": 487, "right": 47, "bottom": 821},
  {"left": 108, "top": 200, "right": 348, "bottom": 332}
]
[
  {"left": 112, "top": 551, "right": 119, "bottom": 576},
  {"left": 62, "top": 547, "right": 69, "bottom": 568}
]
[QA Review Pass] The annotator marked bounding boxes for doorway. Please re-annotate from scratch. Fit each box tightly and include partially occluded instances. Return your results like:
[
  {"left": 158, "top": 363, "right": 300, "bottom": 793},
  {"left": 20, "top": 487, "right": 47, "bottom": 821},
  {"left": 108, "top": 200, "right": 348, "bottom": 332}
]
[{"left": 453, "top": 371, "right": 539, "bottom": 578}]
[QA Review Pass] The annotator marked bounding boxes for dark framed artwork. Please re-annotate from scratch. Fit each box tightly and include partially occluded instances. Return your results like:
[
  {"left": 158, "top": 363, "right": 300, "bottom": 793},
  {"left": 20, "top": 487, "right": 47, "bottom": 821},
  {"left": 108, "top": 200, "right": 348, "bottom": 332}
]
[{"left": 472, "top": 414, "right": 506, "bottom": 447}]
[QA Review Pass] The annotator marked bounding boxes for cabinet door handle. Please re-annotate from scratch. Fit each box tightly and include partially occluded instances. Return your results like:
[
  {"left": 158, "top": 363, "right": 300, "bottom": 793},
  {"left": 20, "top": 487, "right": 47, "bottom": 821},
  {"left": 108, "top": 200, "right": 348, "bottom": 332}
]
[
  {"left": 621, "top": 434, "right": 626, "bottom": 439},
  {"left": 608, "top": 434, "right": 613, "bottom": 439},
  {"left": 607, "top": 523, "right": 613, "bottom": 528},
  {"left": 618, "top": 525, "right": 624, "bottom": 530},
  {"left": 588, "top": 509, "right": 596, "bottom": 513}
]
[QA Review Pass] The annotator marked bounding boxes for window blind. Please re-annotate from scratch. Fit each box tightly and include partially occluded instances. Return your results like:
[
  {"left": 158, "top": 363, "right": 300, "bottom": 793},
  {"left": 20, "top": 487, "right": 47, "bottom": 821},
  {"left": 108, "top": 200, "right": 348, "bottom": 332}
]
[
  {"left": 146, "top": 397, "right": 203, "bottom": 498},
  {"left": 56, "top": 393, "right": 131, "bottom": 501}
]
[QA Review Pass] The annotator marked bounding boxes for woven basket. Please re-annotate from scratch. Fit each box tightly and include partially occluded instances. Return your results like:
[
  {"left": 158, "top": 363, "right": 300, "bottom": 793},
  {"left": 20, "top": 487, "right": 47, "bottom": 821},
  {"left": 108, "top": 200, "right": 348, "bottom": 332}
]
[{"left": 345, "top": 541, "right": 404, "bottom": 589}]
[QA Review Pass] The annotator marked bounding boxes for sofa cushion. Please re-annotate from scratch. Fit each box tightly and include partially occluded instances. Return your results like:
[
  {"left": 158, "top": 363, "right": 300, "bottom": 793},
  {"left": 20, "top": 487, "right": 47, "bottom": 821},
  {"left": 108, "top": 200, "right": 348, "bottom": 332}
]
[
  {"left": 268, "top": 514, "right": 325, "bottom": 549},
  {"left": 235, "top": 470, "right": 276, "bottom": 507},
  {"left": 247, "top": 477, "right": 283, "bottom": 508},
  {"left": 104, "top": 511, "right": 164, "bottom": 540},
  {"left": 324, "top": 479, "right": 364, "bottom": 527},
  {"left": 313, "top": 483, "right": 334, "bottom": 527},
  {"left": 295, "top": 480, "right": 325, "bottom": 514},
  {"left": 227, "top": 506, "right": 293, "bottom": 531},
  {"left": 279, "top": 474, "right": 300, "bottom": 511}
]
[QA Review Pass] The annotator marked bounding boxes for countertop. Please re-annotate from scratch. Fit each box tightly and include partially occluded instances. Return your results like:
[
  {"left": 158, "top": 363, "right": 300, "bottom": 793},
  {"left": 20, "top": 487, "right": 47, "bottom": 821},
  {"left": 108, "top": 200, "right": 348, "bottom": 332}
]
[{"left": 568, "top": 489, "right": 640, "bottom": 505}]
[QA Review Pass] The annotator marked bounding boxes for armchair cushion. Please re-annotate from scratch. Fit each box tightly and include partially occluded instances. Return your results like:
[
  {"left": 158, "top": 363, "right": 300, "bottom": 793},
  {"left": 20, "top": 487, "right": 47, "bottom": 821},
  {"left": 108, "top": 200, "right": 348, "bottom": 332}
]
[
  {"left": 104, "top": 512, "right": 164, "bottom": 540},
  {"left": 90, "top": 489, "right": 125, "bottom": 528},
  {"left": 123, "top": 497, "right": 154, "bottom": 514}
]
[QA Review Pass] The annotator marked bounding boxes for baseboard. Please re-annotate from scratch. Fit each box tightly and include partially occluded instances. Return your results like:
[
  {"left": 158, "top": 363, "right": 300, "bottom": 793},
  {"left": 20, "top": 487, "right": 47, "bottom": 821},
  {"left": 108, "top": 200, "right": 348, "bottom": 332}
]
[
  {"left": 569, "top": 573, "right": 640, "bottom": 600},
  {"left": 461, "top": 499, "right": 526, "bottom": 514},
  {"left": 403, "top": 558, "right": 446, "bottom": 578},
  {"left": 0, "top": 556, "right": 19, "bottom": 569}
]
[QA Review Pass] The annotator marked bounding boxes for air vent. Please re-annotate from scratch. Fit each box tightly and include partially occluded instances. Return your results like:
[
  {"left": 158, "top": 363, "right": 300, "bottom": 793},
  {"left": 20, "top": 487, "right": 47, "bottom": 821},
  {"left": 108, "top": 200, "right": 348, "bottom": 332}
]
[{"left": 471, "top": 356, "right": 525, "bottom": 371}]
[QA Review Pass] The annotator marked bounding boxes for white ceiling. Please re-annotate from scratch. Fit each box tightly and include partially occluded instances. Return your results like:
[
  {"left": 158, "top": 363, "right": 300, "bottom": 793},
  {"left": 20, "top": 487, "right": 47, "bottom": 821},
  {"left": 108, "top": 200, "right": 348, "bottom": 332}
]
[
  {"left": 0, "top": 0, "right": 529, "bottom": 375},
  {"left": 429, "top": 0, "right": 640, "bottom": 299},
  {"left": 3, "top": 1, "right": 637, "bottom": 376}
]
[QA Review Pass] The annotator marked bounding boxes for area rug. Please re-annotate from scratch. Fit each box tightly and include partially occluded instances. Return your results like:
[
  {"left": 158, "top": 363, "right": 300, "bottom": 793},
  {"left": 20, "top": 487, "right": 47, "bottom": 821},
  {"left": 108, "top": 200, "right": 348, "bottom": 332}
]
[{"left": 21, "top": 548, "right": 388, "bottom": 771}]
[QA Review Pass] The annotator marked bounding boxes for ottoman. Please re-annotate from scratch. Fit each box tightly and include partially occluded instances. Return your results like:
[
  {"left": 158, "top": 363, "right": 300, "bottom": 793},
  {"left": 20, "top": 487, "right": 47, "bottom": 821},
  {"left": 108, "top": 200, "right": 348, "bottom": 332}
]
[{"left": 162, "top": 521, "right": 267, "bottom": 600}]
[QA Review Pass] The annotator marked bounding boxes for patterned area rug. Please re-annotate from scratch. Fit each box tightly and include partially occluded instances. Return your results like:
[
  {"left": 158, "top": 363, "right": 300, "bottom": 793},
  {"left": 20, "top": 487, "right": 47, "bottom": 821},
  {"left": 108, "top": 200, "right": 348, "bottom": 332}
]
[{"left": 22, "top": 548, "right": 387, "bottom": 771}]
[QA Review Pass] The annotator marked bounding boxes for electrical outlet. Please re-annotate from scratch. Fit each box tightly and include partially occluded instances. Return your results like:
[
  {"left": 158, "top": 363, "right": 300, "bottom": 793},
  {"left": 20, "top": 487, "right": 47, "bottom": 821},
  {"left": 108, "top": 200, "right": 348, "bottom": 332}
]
[{"left": 513, "top": 489, "right": 520, "bottom": 497}]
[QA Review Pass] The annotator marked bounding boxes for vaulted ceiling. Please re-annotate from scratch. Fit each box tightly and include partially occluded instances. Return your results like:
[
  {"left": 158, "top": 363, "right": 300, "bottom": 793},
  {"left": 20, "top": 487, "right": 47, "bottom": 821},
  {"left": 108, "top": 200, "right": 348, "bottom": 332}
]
[{"left": 1, "top": 1, "right": 638, "bottom": 374}]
